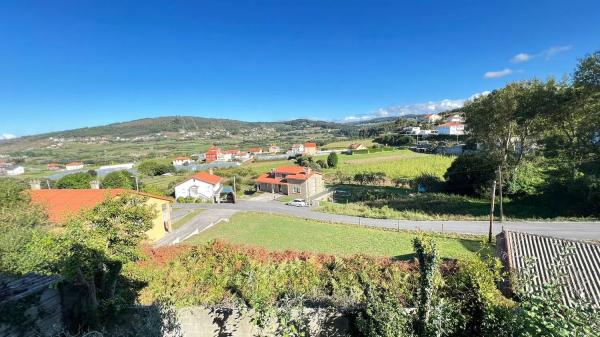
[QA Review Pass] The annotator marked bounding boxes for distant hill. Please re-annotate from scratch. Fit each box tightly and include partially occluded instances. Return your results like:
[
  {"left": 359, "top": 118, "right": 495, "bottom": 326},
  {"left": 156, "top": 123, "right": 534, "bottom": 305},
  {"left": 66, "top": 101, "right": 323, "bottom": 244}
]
[{"left": 0, "top": 116, "right": 366, "bottom": 154}]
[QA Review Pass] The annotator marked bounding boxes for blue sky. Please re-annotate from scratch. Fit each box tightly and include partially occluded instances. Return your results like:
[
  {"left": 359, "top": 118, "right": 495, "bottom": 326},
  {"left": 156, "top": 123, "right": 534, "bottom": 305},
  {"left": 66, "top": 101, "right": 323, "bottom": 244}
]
[{"left": 1, "top": 0, "right": 599, "bottom": 137}]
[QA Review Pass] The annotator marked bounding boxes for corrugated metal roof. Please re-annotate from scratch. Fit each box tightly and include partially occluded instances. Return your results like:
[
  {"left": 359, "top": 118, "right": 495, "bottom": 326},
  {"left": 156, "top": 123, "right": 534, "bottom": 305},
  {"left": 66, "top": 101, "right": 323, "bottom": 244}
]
[
  {"left": 498, "top": 230, "right": 600, "bottom": 306},
  {"left": 0, "top": 274, "right": 61, "bottom": 303}
]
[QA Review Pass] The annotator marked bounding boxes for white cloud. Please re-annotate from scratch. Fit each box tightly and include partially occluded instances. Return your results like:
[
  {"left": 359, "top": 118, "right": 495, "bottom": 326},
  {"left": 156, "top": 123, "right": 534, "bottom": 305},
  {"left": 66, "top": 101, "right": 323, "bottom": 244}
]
[
  {"left": 341, "top": 95, "right": 486, "bottom": 122},
  {"left": 510, "top": 45, "right": 572, "bottom": 64},
  {"left": 511, "top": 53, "right": 532, "bottom": 63},
  {"left": 0, "top": 133, "right": 17, "bottom": 140},
  {"left": 543, "top": 45, "right": 572, "bottom": 59},
  {"left": 484, "top": 68, "right": 513, "bottom": 79}
]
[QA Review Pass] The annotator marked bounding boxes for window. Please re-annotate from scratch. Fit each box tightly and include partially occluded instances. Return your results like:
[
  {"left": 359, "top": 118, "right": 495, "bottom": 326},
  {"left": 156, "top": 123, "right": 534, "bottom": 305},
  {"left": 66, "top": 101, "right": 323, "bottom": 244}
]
[
  {"left": 292, "top": 185, "right": 301, "bottom": 194},
  {"left": 190, "top": 186, "right": 198, "bottom": 196}
]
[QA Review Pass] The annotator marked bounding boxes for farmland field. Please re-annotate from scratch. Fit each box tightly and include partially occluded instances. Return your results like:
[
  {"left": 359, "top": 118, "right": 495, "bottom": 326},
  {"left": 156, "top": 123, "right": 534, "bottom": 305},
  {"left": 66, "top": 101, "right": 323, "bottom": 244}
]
[
  {"left": 186, "top": 212, "right": 491, "bottom": 259},
  {"left": 323, "top": 149, "right": 455, "bottom": 179},
  {"left": 321, "top": 138, "right": 375, "bottom": 150}
]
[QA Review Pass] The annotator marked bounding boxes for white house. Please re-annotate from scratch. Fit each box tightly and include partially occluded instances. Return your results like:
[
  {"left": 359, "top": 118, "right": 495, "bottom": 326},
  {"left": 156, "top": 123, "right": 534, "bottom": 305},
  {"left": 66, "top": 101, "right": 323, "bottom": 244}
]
[
  {"left": 287, "top": 144, "right": 304, "bottom": 156},
  {"left": 98, "top": 163, "right": 135, "bottom": 170},
  {"left": 65, "top": 162, "right": 84, "bottom": 170},
  {"left": 447, "top": 114, "right": 465, "bottom": 123},
  {"left": 172, "top": 156, "right": 192, "bottom": 166},
  {"left": 436, "top": 123, "right": 465, "bottom": 135},
  {"left": 2, "top": 165, "right": 24, "bottom": 176},
  {"left": 268, "top": 145, "right": 280, "bottom": 153},
  {"left": 174, "top": 171, "right": 223, "bottom": 202},
  {"left": 403, "top": 126, "right": 421, "bottom": 135},
  {"left": 217, "top": 152, "right": 234, "bottom": 162}
]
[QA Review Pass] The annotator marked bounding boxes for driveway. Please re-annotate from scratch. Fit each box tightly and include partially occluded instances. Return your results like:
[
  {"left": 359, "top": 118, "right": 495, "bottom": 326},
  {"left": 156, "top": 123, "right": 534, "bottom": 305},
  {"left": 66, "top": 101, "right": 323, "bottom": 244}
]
[
  {"left": 154, "top": 209, "right": 238, "bottom": 247},
  {"left": 173, "top": 201, "right": 600, "bottom": 241}
]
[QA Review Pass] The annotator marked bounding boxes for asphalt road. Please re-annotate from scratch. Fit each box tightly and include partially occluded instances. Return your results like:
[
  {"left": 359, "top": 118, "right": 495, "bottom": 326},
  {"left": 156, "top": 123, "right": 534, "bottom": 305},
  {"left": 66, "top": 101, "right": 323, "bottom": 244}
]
[
  {"left": 154, "top": 209, "right": 238, "bottom": 247},
  {"left": 173, "top": 200, "right": 600, "bottom": 241}
]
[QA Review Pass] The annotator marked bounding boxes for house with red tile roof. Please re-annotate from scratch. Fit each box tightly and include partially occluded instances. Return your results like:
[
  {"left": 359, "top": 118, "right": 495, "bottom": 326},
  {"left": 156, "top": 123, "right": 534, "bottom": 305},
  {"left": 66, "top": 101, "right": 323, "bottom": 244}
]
[
  {"left": 303, "top": 142, "right": 318, "bottom": 156},
  {"left": 204, "top": 146, "right": 221, "bottom": 162},
  {"left": 172, "top": 156, "right": 192, "bottom": 166},
  {"left": 47, "top": 163, "right": 61, "bottom": 170},
  {"left": 248, "top": 147, "right": 263, "bottom": 155},
  {"left": 174, "top": 171, "right": 223, "bottom": 202},
  {"left": 255, "top": 165, "right": 324, "bottom": 199},
  {"left": 29, "top": 188, "right": 173, "bottom": 241},
  {"left": 65, "top": 162, "right": 84, "bottom": 171}
]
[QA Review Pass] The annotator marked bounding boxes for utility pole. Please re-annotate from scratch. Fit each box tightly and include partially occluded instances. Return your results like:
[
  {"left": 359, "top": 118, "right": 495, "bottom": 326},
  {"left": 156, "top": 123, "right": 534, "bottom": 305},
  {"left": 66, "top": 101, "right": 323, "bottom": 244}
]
[
  {"left": 488, "top": 179, "right": 497, "bottom": 243},
  {"left": 498, "top": 166, "right": 504, "bottom": 222},
  {"left": 232, "top": 175, "right": 236, "bottom": 194},
  {"left": 135, "top": 176, "right": 139, "bottom": 191}
]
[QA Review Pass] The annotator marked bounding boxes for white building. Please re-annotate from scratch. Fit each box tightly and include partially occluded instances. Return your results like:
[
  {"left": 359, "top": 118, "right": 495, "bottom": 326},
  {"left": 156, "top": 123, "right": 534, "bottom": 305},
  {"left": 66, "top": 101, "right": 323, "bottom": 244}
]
[
  {"left": 287, "top": 144, "right": 304, "bottom": 156},
  {"left": 268, "top": 145, "right": 280, "bottom": 153},
  {"left": 2, "top": 165, "right": 24, "bottom": 176},
  {"left": 436, "top": 123, "right": 465, "bottom": 135},
  {"left": 174, "top": 171, "right": 223, "bottom": 202},
  {"left": 65, "top": 162, "right": 84, "bottom": 170},
  {"left": 403, "top": 126, "right": 421, "bottom": 135},
  {"left": 447, "top": 114, "right": 465, "bottom": 123},
  {"left": 217, "top": 152, "right": 233, "bottom": 162},
  {"left": 172, "top": 156, "right": 192, "bottom": 166},
  {"left": 98, "top": 163, "right": 135, "bottom": 170}
]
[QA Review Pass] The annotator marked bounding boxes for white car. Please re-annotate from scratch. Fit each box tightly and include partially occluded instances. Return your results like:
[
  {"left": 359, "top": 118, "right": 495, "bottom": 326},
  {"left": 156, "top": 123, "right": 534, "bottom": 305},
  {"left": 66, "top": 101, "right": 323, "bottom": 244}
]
[{"left": 287, "top": 199, "right": 308, "bottom": 207}]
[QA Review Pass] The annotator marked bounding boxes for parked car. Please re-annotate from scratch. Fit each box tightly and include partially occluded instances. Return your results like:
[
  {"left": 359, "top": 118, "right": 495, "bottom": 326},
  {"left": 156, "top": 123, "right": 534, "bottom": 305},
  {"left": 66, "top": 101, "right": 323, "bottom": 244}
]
[{"left": 287, "top": 199, "right": 308, "bottom": 207}]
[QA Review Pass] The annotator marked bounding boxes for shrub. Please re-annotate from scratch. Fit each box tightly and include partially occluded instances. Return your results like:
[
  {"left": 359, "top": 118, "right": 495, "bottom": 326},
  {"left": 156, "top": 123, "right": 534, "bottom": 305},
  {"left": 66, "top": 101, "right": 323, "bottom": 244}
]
[
  {"left": 138, "top": 160, "right": 175, "bottom": 176},
  {"left": 411, "top": 172, "right": 445, "bottom": 192},
  {"left": 316, "top": 159, "right": 328, "bottom": 169},
  {"left": 102, "top": 170, "right": 136, "bottom": 189},
  {"left": 444, "top": 154, "right": 500, "bottom": 196},
  {"left": 327, "top": 152, "right": 339, "bottom": 168},
  {"left": 355, "top": 285, "right": 411, "bottom": 337},
  {"left": 55, "top": 172, "right": 94, "bottom": 189}
]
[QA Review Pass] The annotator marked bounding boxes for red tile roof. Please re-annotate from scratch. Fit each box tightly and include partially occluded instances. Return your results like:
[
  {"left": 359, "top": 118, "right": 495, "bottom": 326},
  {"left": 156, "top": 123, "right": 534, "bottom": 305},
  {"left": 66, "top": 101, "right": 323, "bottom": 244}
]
[
  {"left": 273, "top": 166, "right": 306, "bottom": 175},
  {"left": 439, "top": 122, "right": 464, "bottom": 127},
  {"left": 174, "top": 156, "right": 190, "bottom": 160},
  {"left": 29, "top": 189, "right": 171, "bottom": 223},
  {"left": 249, "top": 147, "right": 262, "bottom": 153},
  {"left": 225, "top": 149, "right": 240, "bottom": 154},
  {"left": 255, "top": 173, "right": 286, "bottom": 185},
  {"left": 190, "top": 171, "right": 222, "bottom": 185},
  {"left": 304, "top": 142, "right": 317, "bottom": 148},
  {"left": 286, "top": 171, "right": 314, "bottom": 181}
]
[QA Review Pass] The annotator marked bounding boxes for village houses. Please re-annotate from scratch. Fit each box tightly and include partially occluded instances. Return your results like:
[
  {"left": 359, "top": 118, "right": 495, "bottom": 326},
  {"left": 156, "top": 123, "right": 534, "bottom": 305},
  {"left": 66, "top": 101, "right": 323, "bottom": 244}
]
[
  {"left": 65, "top": 161, "right": 84, "bottom": 170},
  {"left": 436, "top": 122, "right": 465, "bottom": 135},
  {"left": 0, "top": 164, "right": 24, "bottom": 176},
  {"left": 287, "top": 143, "right": 304, "bottom": 156},
  {"left": 348, "top": 143, "right": 367, "bottom": 151},
  {"left": 268, "top": 145, "right": 280, "bottom": 153},
  {"left": 47, "top": 163, "right": 61, "bottom": 170},
  {"left": 248, "top": 147, "right": 263, "bottom": 155},
  {"left": 174, "top": 170, "right": 223, "bottom": 202},
  {"left": 172, "top": 156, "right": 192, "bottom": 166},
  {"left": 255, "top": 165, "right": 325, "bottom": 200},
  {"left": 422, "top": 113, "right": 442, "bottom": 123}
]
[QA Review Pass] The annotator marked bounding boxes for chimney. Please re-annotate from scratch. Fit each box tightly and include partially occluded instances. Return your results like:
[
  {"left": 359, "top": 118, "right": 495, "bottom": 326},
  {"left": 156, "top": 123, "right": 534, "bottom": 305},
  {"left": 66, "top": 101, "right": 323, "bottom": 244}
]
[
  {"left": 29, "top": 180, "right": 41, "bottom": 190},
  {"left": 90, "top": 180, "right": 100, "bottom": 189},
  {"left": 209, "top": 168, "right": 214, "bottom": 175}
]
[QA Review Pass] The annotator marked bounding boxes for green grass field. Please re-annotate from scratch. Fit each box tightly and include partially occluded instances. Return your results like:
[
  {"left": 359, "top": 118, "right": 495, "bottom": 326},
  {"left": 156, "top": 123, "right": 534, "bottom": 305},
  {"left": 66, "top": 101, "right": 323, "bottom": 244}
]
[
  {"left": 324, "top": 149, "right": 455, "bottom": 178},
  {"left": 186, "top": 212, "right": 491, "bottom": 259}
]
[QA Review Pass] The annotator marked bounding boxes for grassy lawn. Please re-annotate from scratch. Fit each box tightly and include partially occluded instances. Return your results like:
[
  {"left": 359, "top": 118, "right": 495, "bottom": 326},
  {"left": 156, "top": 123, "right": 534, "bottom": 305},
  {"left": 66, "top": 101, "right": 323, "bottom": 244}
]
[
  {"left": 185, "top": 212, "right": 491, "bottom": 259},
  {"left": 171, "top": 209, "right": 204, "bottom": 230},
  {"left": 324, "top": 149, "right": 455, "bottom": 179}
]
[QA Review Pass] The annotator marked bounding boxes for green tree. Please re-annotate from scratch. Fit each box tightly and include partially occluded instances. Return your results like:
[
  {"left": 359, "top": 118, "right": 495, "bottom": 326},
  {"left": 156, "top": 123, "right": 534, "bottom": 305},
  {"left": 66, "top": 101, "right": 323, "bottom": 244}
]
[
  {"left": 137, "top": 160, "right": 175, "bottom": 176},
  {"left": 327, "top": 152, "right": 339, "bottom": 168},
  {"left": 102, "top": 170, "right": 135, "bottom": 189},
  {"left": 444, "top": 154, "right": 500, "bottom": 196},
  {"left": 55, "top": 172, "right": 95, "bottom": 189}
]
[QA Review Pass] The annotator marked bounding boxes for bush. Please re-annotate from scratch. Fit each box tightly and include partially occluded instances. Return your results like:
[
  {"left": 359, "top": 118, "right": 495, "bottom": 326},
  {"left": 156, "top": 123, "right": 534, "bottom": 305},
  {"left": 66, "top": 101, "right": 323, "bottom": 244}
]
[
  {"left": 374, "top": 134, "right": 413, "bottom": 147},
  {"left": 327, "top": 152, "right": 339, "bottom": 168},
  {"left": 316, "top": 159, "right": 329, "bottom": 169},
  {"left": 444, "top": 154, "right": 500, "bottom": 196},
  {"left": 102, "top": 170, "right": 136, "bottom": 189},
  {"left": 355, "top": 285, "right": 411, "bottom": 337},
  {"left": 411, "top": 172, "right": 445, "bottom": 192},
  {"left": 138, "top": 160, "right": 175, "bottom": 176},
  {"left": 55, "top": 172, "right": 94, "bottom": 189}
]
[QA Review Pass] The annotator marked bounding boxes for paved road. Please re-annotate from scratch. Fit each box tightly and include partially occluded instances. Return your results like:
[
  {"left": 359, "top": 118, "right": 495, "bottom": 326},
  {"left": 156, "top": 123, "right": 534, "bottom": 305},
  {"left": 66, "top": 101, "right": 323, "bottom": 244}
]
[
  {"left": 154, "top": 209, "right": 238, "bottom": 247},
  {"left": 173, "top": 200, "right": 600, "bottom": 241}
]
